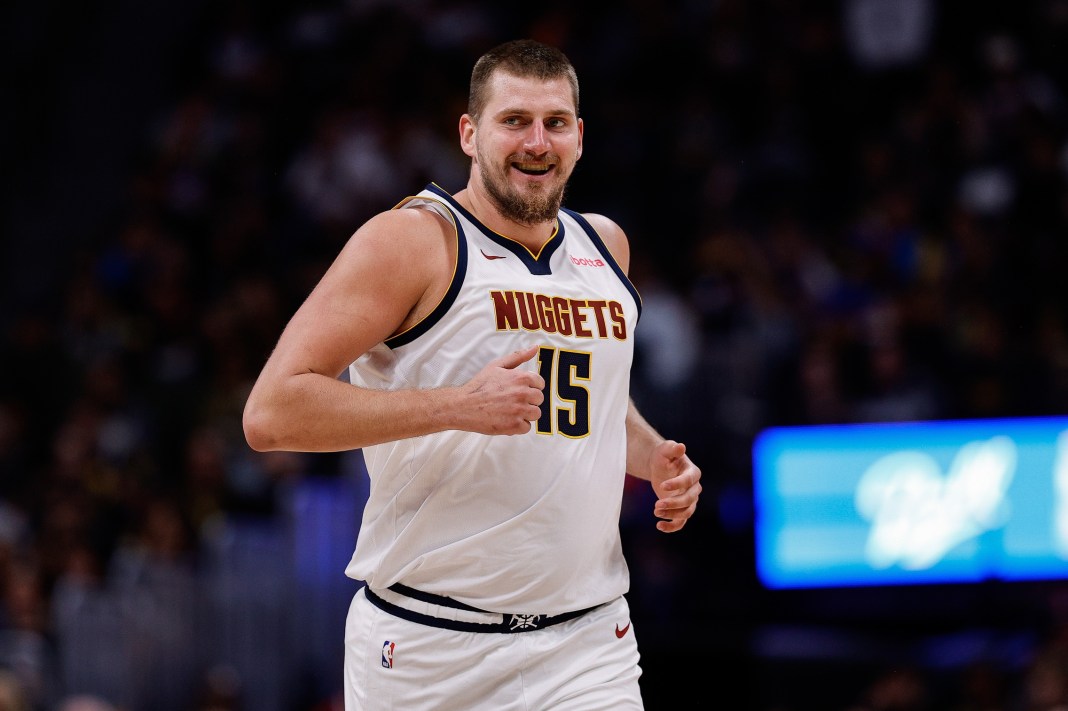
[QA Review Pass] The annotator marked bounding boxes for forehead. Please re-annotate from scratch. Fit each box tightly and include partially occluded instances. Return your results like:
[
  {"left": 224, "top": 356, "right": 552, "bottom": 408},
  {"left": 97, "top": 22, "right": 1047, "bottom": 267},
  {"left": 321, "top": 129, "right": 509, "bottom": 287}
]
[{"left": 483, "top": 71, "right": 576, "bottom": 116}]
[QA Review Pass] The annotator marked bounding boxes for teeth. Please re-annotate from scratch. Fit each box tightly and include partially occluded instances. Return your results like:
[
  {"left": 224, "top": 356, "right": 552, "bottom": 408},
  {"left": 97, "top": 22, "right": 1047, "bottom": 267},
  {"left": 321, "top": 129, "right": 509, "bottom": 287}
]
[{"left": 515, "top": 163, "right": 550, "bottom": 172}]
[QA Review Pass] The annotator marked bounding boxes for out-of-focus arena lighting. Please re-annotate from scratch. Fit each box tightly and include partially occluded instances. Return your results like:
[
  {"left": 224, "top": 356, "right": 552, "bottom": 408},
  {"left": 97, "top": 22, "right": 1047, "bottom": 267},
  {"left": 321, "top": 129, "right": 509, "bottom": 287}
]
[{"left": 753, "top": 417, "right": 1068, "bottom": 589}]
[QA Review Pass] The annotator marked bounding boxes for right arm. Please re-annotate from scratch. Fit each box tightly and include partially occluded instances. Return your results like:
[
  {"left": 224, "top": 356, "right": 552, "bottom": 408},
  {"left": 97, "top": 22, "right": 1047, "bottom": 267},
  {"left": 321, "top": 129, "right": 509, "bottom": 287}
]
[{"left": 242, "top": 207, "right": 544, "bottom": 453}]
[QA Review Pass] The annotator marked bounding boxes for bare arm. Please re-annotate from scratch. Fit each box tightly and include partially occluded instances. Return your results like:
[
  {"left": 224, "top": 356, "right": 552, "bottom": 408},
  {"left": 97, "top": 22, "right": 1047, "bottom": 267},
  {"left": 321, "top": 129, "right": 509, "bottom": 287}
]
[
  {"left": 625, "top": 400, "right": 702, "bottom": 532},
  {"left": 242, "top": 207, "right": 544, "bottom": 452}
]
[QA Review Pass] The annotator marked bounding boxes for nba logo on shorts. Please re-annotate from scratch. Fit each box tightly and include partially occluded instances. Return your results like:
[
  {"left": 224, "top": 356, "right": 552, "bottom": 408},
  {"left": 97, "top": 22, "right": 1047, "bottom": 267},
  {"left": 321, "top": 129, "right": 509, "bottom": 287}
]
[{"left": 381, "top": 641, "right": 395, "bottom": 669}]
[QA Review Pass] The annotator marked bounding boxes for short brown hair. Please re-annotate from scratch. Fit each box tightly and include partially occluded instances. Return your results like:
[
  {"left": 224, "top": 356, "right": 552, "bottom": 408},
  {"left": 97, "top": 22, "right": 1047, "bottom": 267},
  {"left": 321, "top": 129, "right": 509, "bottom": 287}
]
[{"left": 467, "top": 39, "right": 580, "bottom": 121}]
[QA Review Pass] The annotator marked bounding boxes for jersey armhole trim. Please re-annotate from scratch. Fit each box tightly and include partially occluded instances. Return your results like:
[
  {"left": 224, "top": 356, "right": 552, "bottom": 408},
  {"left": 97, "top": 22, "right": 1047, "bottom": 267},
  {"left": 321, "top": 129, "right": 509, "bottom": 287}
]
[
  {"left": 561, "top": 207, "right": 642, "bottom": 322},
  {"left": 385, "top": 195, "right": 468, "bottom": 348}
]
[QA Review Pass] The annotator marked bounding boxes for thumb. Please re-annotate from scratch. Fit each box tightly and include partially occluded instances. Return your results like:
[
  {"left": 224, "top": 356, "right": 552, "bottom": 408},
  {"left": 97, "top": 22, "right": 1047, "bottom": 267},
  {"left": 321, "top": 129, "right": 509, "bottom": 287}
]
[
  {"left": 492, "top": 344, "right": 540, "bottom": 370},
  {"left": 660, "top": 440, "right": 686, "bottom": 461}
]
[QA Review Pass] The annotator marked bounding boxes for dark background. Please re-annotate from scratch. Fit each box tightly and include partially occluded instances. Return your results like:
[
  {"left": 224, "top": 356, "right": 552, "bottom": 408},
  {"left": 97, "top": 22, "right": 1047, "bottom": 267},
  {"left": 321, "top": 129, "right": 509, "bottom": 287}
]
[{"left": 2, "top": 1, "right": 1067, "bottom": 709}]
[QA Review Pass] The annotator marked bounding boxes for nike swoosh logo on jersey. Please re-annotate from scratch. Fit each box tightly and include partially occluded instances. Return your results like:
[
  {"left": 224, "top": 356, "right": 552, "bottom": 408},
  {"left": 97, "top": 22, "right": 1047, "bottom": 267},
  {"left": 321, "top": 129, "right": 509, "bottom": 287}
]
[
  {"left": 480, "top": 249, "right": 506, "bottom": 260},
  {"left": 615, "top": 623, "right": 631, "bottom": 638}
]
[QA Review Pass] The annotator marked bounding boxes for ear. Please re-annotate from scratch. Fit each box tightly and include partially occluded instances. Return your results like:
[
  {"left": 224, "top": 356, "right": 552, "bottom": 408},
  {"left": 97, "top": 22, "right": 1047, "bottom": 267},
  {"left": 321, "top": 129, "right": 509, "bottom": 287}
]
[
  {"left": 576, "top": 117, "right": 584, "bottom": 161},
  {"left": 459, "top": 114, "right": 477, "bottom": 158}
]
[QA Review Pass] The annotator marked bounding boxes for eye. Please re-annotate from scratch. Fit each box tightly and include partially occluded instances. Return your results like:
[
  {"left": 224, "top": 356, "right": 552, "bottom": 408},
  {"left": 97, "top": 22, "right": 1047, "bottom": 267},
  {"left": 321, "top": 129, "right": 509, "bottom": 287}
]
[
  {"left": 503, "top": 116, "right": 524, "bottom": 126},
  {"left": 547, "top": 118, "right": 566, "bottom": 129}
]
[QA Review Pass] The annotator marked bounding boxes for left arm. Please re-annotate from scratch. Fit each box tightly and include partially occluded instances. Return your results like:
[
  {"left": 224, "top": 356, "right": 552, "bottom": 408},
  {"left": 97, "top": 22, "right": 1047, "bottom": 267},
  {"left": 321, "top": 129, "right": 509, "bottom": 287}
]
[
  {"left": 583, "top": 212, "right": 703, "bottom": 533},
  {"left": 625, "top": 399, "right": 702, "bottom": 532}
]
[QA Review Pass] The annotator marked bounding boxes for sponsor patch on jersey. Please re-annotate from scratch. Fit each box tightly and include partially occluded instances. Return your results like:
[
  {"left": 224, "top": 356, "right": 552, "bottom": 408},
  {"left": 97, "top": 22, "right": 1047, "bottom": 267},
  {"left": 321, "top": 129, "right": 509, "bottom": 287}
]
[
  {"left": 569, "top": 254, "right": 605, "bottom": 267},
  {"left": 382, "top": 641, "right": 395, "bottom": 668}
]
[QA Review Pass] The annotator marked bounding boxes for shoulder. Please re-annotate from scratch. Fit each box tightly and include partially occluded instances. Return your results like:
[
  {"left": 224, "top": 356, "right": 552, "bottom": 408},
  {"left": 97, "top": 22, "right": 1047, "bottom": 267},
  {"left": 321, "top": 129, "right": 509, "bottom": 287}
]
[
  {"left": 576, "top": 212, "right": 631, "bottom": 273},
  {"left": 336, "top": 204, "right": 455, "bottom": 273},
  {"left": 322, "top": 204, "right": 456, "bottom": 304},
  {"left": 356, "top": 204, "right": 454, "bottom": 249},
  {"left": 333, "top": 202, "right": 458, "bottom": 333}
]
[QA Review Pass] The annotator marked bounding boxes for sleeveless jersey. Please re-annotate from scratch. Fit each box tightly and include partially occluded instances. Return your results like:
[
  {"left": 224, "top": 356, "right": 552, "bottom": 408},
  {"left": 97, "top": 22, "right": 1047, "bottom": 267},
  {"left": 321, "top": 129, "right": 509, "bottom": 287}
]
[{"left": 344, "top": 183, "right": 642, "bottom": 615}]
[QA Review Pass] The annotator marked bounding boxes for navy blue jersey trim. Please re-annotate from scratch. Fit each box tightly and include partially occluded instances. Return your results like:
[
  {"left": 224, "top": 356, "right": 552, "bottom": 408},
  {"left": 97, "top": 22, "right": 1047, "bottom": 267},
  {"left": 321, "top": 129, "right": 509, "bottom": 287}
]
[
  {"left": 560, "top": 208, "right": 642, "bottom": 322},
  {"left": 425, "top": 183, "right": 561, "bottom": 276},
  {"left": 384, "top": 190, "right": 468, "bottom": 348}
]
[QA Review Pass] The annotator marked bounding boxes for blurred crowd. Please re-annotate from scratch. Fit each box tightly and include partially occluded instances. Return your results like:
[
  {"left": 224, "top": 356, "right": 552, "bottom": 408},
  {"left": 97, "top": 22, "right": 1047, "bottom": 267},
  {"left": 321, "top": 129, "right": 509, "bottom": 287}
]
[{"left": 2, "top": 1, "right": 1068, "bottom": 709}]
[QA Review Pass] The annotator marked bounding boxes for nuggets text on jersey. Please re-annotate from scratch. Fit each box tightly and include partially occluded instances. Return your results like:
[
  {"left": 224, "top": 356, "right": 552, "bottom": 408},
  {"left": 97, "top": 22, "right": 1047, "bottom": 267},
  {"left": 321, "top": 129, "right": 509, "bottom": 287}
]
[{"left": 490, "top": 290, "right": 627, "bottom": 339}]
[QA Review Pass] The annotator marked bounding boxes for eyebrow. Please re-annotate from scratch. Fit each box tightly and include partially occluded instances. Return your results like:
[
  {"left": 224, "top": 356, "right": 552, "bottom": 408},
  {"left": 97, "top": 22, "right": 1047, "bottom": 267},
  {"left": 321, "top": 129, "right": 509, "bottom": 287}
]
[{"left": 494, "top": 107, "right": 576, "bottom": 118}]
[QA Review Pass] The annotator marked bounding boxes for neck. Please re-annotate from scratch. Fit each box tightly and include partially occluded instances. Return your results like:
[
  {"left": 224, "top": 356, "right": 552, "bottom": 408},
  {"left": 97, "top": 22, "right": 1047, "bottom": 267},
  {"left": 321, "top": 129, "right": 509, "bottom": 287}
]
[{"left": 453, "top": 184, "right": 557, "bottom": 252}]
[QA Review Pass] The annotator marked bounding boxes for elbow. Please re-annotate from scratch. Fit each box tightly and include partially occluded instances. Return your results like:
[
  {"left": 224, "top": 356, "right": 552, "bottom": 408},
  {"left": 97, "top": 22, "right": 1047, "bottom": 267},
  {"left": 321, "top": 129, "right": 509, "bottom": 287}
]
[{"left": 242, "top": 401, "right": 278, "bottom": 452}]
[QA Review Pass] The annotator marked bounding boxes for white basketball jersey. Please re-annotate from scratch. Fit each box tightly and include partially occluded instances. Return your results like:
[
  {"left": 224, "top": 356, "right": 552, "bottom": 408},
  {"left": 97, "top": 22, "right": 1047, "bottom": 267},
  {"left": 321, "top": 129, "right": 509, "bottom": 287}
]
[{"left": 345, "top": 184, "right": 642, "bottom": 615}]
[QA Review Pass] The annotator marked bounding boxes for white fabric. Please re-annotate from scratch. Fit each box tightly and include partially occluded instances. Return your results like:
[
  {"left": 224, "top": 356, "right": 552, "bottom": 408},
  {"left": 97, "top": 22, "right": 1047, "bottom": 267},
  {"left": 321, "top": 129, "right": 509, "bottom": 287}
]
[
  {"left": 344, "top": 587, "right": 643, "bottom": 711},
  {"left": 345, "top": 185, "right": 641, "bottom": 616}
]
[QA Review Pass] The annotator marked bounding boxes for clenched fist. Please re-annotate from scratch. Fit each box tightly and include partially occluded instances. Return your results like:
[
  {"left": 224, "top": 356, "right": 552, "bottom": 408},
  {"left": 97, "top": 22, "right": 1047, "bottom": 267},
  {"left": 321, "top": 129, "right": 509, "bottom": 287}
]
[{"left": 458, "top": 345, "right": 545, "bottom": 435}]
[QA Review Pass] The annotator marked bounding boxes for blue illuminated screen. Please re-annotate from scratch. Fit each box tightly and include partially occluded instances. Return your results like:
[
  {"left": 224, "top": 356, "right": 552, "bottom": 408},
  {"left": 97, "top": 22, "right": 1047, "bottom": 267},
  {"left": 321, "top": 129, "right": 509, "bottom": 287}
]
[{"left": 752, "top": 416, "right": 1068, "bottom": 589}]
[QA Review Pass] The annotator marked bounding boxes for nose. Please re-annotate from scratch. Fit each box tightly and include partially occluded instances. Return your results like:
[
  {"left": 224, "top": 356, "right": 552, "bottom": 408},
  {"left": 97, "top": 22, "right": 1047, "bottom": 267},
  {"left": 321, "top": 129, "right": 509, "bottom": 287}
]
[{"left": 523, "top": 122, "right": 550, "bottom": 154}]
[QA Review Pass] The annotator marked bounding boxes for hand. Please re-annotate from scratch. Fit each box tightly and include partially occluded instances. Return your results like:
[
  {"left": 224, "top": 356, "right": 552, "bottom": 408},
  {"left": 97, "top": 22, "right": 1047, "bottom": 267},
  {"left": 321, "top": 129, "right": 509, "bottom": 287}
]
[
  {"left": 648, "top": 440, "right": 702, "bottom": 533},
  {"left": 460, "top": 345, "right": 545, "bottom": 435}
]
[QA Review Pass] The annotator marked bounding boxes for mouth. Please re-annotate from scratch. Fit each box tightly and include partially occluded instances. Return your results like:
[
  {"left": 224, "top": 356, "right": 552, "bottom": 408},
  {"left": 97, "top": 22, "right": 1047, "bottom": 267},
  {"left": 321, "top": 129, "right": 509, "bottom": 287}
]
[{"left": 511, "top": 160, "right": 554, "bottom": 176}]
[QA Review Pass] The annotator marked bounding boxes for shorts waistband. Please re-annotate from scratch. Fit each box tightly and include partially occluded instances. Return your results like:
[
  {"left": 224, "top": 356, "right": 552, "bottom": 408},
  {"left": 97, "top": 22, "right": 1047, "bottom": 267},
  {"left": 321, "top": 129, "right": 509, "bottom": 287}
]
[{"left": 364, "top": 583, "right": 604, "bottom": 634}]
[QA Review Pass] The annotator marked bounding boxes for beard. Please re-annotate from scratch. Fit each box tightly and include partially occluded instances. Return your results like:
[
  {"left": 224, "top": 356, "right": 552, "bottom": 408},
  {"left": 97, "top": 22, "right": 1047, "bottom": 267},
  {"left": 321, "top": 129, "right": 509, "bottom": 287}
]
[{"left": 477, "top": 149, "right": 570, "bottom": 226}]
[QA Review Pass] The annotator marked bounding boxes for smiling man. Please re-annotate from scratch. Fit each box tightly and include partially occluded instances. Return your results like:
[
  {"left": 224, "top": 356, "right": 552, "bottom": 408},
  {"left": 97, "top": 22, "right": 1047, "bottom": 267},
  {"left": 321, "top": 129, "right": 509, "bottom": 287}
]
[{"left": 242, "top": 39, "right": 703, "bottom": 711}]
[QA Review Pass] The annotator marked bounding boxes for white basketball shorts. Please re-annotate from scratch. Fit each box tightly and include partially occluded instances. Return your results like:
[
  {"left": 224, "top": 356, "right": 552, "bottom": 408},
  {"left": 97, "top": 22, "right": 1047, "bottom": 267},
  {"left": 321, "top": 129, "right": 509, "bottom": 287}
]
[{"left": 343, "top": 585, "right": 643, "bottom": 710}]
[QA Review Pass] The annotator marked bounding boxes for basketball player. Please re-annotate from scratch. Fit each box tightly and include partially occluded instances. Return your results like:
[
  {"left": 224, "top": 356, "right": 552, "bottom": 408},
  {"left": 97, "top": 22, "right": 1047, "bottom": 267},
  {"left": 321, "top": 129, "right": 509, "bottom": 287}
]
[{"left": 243, "top": 39, "right": 702, "bottom": 710}]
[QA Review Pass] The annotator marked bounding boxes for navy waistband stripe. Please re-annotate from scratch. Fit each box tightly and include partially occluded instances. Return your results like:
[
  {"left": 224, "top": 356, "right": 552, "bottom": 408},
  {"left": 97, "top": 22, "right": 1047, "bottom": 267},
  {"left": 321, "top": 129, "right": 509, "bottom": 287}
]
[
  {"left": 387, "top": 582, "right": 490, "bottom": 613},
  {"left": 365, "top": 585, "right": 604, "bottom": 634}
]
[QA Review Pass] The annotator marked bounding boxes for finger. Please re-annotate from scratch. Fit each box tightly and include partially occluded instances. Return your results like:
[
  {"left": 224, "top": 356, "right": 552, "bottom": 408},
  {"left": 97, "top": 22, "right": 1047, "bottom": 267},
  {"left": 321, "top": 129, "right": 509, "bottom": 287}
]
[
  {"left": 656, "top": 493, "right": 698, "bottom": 516},
  {"left": 492, "top": 345, "right": 540, "bottom": 370},
  {"left": 654, "top": 496, "right": 684, "bottom": 517},
  {"left": 654, "top": 506, "right": 688, "bottom": 531},
  {"left": 656, "top": 479, "right": 701, "bottom": 511},
  {"left": 656, "top": 499, "right": 697, "bottom": 531},
  {"left": 656, "top": 518, "right": 686, "bottom": 533},
  {"left": 657, "top": 465, "right": 693, "bottom": 493}
]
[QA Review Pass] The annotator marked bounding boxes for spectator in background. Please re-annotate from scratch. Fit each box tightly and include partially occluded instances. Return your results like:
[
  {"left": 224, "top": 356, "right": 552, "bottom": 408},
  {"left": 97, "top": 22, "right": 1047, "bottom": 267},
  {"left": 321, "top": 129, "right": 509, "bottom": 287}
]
[{"left": 0, "top": 670, "right": 30, "bottom": 711}]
